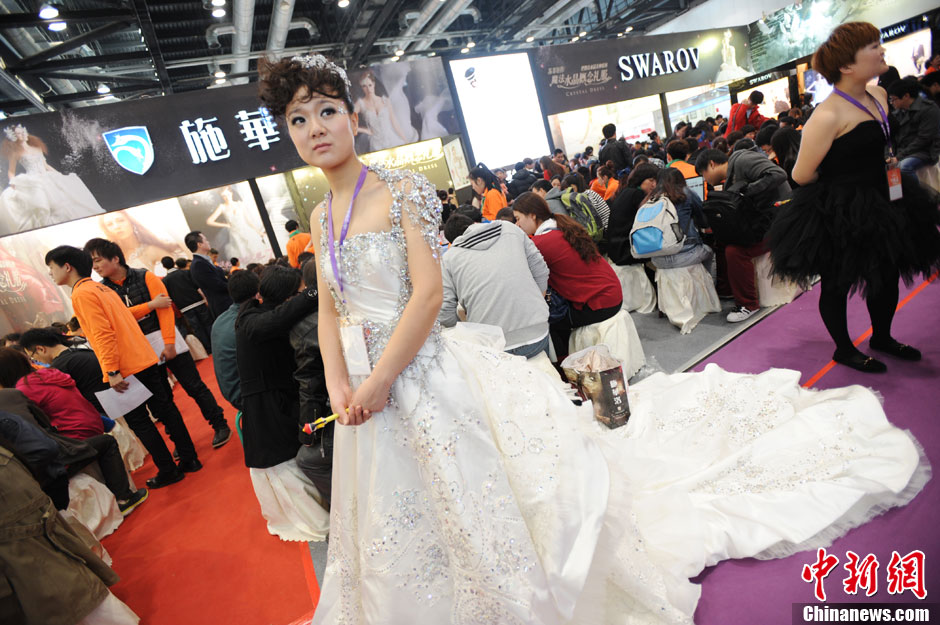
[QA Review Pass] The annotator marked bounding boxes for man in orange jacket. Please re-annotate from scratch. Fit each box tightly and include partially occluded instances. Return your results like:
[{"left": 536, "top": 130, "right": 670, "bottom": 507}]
[
  {"left": 45, "top": 245, "right": 199, "bottom": 489},
  {"left": 285, "top": 220, "right": 311, "bottom": 268}
]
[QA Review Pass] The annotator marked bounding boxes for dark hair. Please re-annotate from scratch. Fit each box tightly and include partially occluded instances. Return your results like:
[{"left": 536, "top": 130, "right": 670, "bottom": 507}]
[
  {"left": 755, "top": 125, "right": 778, "bottom": 148},
  {"left": 747, "top": 90, "right": 764, "bottom": 105},
  {"left": 597, "top": 166, "right": 614, "bottom": 180},
  {"left": 285, "top": 219, "right": 299, "bottom": 232},
  {"left": 788, "top": 107, "right": 803, "bottom": 119},
  {"left": 712, "top": 137, "right": 729, "bottom": 154},
  {"left": 230, "top": 257, "right": 239, "bottom": 266},
  {"left": 666, "top": 140, "right": 689, "bottom": 161},
  {"left": 887, "top": 78, "right": 921, "bottom": 99},
  {"left": 468, "top": 163, "right": 500, "bottom": 193},
  {"left": 246, "top": 263, "right": 263, "bottom": 275},
  {"left": 3, "top": 332, "right": 21, "bottom": 345},
  {"left": 771, "top": 126, "right": 802, "bottom": 177},
  {"left": 685, "top": 137, "right": 699, "bottom": 155},
  {"left": 44, "top": 246, "right": 92, "bottom": 277},
  {"left": 602, "top": 123, "right": 616, "bottom": 139},
  {"left": 576, "top": 165, "right": 590, "bottom": 180},
  {"left": 625, "top": 163, "right": 662, "bottom": 189},
  {"left": 161, "top": 256, "right": 175, "bottom": 270},
  {"left": 561, "top": 173, "right": 586, "bottom": 192},
  {"left": 725, "top": 130, "right": 745, "bottom": 146},
  {"left": 83, "top": 238, "right": 126, "bottom": 268},
  {"left": 175, "top": 257, "right": 188, "bottom": 269},
  {"left": 297, "top": 251, "right": 315, "bottom": 267},
  {"left": 539, "top": 156, "right": 565, "bottom": 178},
  {"left": 228, "top": 269, "right": 261, "bottom": 304},
  {"left": 922, "top": 72, "right": 940, "bottom": 88},
  {"left": 209, "top": 248, "right": 219, "bottom": 255},
  {"left": 258, "top": 56, "right": 355, "bottom": 119},
  {"left": 512, "top": 192, "right": 600, "bottom": 263},
  {"left": 553, "top": 148, "right": 565, "bottom": 157},
  {"left": 646, "top": 167, "right": 688, "bottom": 205},
  {"left": 259, "top": 265, "right": 301, "bottom": 306},
  {"left": 778, "top": 116, "right": 796, "bottom": 127},
  {"left": 740, "top": 124, "right": 756, "bottom": 135},
  {"left": 300, "top": 255, "right": 318, "bottom": 288},
  {"left": 18, "top": 327, "right": 70, "bottom": 351},
  {"left": 443, "top": 213, "right": 475, "bottom": 243},
  {"left": 495, "top": 207, "right": 515, "bottom": 222},
  {"left": 583, "top": 146, "right": 593, "bottom": 156},
  {"left": 523, "top": 157, "right": 534, "bottom": 166},
  {"left": 67, "top": 317, "right": 81, "bottom": 332},
  {"left": 695, "top": 148, "right": 729, "bottom": 174},
  {"left": 184, "top": 231, "right": 203, "bottom": 253},
  {"left": 454, "top": 205, "right": 482, "bottom": 223},
  {"left": 732, "top": 138, "right": 756, "bottom": 152},
  {"left": 875, "top": 66, "right": 899, "bottom": 90},
  {"left": 530, "top": 179, "right": 552, "bottom": 193},
  {"left": 437, "top": 189, "right": 449, "bottom": 201},
  {"left": 813, "top": 22, "right": 881, "bottom": 84},
  {"left": 0, "top": 347, "right": 33, "bottom": 388}
]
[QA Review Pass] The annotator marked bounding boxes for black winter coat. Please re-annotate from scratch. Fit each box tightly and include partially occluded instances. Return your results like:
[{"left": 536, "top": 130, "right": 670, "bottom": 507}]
[{"left": 234, "top": 288, "right": 318, "bottom": 468}]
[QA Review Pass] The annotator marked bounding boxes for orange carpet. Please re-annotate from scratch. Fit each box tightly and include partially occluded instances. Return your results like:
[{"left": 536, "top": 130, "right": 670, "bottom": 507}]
[{"left": 101, "top": 357, "right": 318, "bottom": 625}]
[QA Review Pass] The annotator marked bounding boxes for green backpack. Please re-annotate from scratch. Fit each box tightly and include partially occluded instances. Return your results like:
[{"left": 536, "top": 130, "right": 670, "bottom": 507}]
[{"left": 560, "top": 188, "right": 604, "bottom": 242}]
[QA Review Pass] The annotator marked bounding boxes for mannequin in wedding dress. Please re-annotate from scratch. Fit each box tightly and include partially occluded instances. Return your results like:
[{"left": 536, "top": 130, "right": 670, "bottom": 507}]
[{"left": 0, "top": 124, "right": 103, "bottom": 235}]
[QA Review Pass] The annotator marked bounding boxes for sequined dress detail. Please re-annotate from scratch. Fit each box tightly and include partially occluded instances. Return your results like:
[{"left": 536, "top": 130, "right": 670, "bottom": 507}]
[{"left": 312, "top": 165, "right": 928, "bottom": 625}]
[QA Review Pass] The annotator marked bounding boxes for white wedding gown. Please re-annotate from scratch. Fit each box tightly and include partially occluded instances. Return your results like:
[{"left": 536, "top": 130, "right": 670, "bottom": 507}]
[
  {"left": 0, "top": 151, "right": 103, "bottom": 235},
  {"left": 312, "top": 166, "right": 929, "bottom": 625}
]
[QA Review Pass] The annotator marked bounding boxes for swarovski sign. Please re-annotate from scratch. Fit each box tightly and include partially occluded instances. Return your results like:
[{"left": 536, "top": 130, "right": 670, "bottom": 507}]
[
  {"left": 534, "top": 26, "right": 752, "bottom": 116},
  {"left": 618, "top": 48, "right": 701, "bottom": 82}
]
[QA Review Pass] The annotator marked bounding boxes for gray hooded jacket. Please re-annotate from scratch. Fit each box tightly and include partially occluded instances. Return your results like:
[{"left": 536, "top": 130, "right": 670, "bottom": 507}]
[{"left": 440, "top": 221, "right": 550, "bottom": 350}]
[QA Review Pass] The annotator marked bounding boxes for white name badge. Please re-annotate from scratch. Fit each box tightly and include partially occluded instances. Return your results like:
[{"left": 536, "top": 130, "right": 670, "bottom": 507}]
[
  {"left": 886, "top": 165, "right": 903, "bottom": 202},
  {"left": 340, "top": 324, "right": 372, "bottom": 376}
]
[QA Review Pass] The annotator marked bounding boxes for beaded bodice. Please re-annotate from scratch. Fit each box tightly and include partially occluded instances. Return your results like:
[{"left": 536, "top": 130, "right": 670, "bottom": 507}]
[{"left": 319, "top": 165, "right": 443, "bottom": 368}]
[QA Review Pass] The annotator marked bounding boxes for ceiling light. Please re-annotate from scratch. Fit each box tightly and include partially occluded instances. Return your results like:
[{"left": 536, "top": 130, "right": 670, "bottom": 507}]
[
  {"left": 579, "top": 31, "right": 586, "bottom": 36},
  {"left": 395, "top": 48, "right": 404, "bottom": 56},
  {"left": 211, "top": 7, "right": 226, "bottom": 17},
  {"left": 47, "top": 21, "right": 66, "bottom": 31},
  {"left": 38, "top": 3, "right": 59, "bottom": 19},
  {"left": 617, "top": 33, "right": 623, "bottom": 37},
  {"left": 391, "top": 55, "right": 400, "bottom": 61},
  {"left": 211, "top": 0, "right": 226, "bottom": 5},
  {"left": 460, "top": 47, "right": 469, "bottom": 54},
  {"left": 467, "top": 41, "right": 475, "bottom": 48},
  {"left": 337, "top": 0, "right": 349, "bottom": 6},
  {"left": 625, "top": 26, "right": 634, "bottom": 33},
  {"left": 215, "top": 77, "right": 226, "bottom": 84},
  {"left": 97, "top": 83, "right": 110, "bottom": 94},
  {"left": 525, "top": 36, "right": 534, "bottom": 43},
  {"left": 428, "top": 51, "right": 436, "bottom": 57},
  {"left": 571, "top": 36, "right": 579, "bottom": 42},
  {"left": 214, "top": 69, "right": 226, "bottom": 78}
]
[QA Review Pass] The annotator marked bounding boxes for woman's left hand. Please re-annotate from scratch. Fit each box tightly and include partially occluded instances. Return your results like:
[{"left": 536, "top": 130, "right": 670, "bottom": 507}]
[{"left": 348, "top": 373, "right": 392, "bottom": 421}]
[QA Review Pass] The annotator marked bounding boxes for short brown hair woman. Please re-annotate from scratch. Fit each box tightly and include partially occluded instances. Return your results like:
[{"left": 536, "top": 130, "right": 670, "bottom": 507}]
[
  {"left": 767, "top": 22, "right": 940, "bottom": 373},
  {"left": 512, "top": 191, "right": 622, "bottom": 359}
]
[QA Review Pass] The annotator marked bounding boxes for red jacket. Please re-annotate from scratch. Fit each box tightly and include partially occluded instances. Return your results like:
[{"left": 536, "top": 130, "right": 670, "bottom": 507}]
[
  {"left": 531, "top": 229, "right": 622, "bottom": 311},
  {"left": 725, "top": 101, "right": 767, "bottom": 137},
  {"left": 15, "top": 367, "right": 104, "bottom": 440}
]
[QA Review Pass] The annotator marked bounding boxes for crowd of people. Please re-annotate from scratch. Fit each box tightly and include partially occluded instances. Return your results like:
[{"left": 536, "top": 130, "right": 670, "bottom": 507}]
[{"left": 1, "top": 20, "right": 938, "bottom": 625}]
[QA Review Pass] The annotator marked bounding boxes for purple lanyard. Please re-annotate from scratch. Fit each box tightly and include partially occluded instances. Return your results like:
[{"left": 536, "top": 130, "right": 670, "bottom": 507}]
[
  {"left": 831, "top": 87, "right": 893, "bottom": 155},
  {"left": 327, "top": 165, "right": 368, "bottom": 302}
]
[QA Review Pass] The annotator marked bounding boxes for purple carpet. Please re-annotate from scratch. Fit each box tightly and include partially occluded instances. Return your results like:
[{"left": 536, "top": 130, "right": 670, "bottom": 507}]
[{"left": 690, "top": 277, "right": 939, "bottom": 624}]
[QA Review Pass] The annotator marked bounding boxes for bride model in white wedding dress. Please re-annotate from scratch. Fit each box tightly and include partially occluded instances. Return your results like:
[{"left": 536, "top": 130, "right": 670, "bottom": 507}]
[
  {"left": 0, "top": 124, "right": 103, "bottom": 235},
  {"left": 259, "top": 54, "right": 928, "bottom": 625}
]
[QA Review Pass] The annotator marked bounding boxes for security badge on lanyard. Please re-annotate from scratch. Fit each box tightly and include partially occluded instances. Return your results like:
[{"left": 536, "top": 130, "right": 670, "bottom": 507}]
[
  {"left": 327, "top": 164, "right": 372, "bottom": 376},
  {"left": 832, "top": 88, "right": 902, "bottom": 201}
]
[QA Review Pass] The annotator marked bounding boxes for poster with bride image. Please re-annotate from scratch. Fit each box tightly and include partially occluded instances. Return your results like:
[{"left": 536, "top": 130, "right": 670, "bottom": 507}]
[
  {"left": 0, "top": 123, "right": 104, "bottom": 237},
  {"left": 348, "top": 57, "right": 459, "bottom": 154},
  {"left": 0, "top": 198, "right": 191, "bottom": 334},
  {"left": 177, "top": 182, "right": 273, "bottom": 267}
]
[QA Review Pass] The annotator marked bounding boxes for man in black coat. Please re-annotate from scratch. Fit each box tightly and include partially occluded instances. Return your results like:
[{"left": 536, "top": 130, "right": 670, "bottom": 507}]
[
  {"left": 184, "top": 231, "right": 232, "bottom": 319},
  {"left": 507, "top": 160, "right": 540, "bottom": 199},
  {"left": 161, "top": 256, "right": 214, "bottom": 353},
  {"left": 598, "top": 123, "right": 633, "bottom": 173}
]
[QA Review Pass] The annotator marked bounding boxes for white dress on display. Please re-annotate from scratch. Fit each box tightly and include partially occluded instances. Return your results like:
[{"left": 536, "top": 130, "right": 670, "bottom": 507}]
[
  {"left": 220, "top": 200, "right": 268, "bottom": 263},
  {"left": 311, "top": 165, "right": 929, "bottom": 625},
  {"left": 0, "top": 150, "right": 103, "bottom": 235},
  {"left": 360, "top": 104, "right": 402, "bottom": 152}
]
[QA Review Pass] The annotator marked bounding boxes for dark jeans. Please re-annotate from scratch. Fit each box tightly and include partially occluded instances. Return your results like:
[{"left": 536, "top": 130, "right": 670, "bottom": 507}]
[
  {"left": 123, "top": 364, "right": 198, "bottom": 474},
  {"left": 549, "top": 301, "right": 622, "bottom": 362},
  {"left": 165, "top": 351, "right": 227, "bottom": 431},
  {"left": 295, "top": 423, "right": 333, "bottom": 510},
  {"left": 74, "top": 435, "right": 136, "bottom": 501},
  {"left": 182, "top": 304, "right": 214, "bottom": 354}
]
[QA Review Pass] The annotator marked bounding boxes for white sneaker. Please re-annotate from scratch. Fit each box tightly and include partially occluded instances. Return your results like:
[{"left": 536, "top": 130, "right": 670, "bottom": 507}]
[{"left": 726, "top": 306, "right": 758, "bottom": 323}]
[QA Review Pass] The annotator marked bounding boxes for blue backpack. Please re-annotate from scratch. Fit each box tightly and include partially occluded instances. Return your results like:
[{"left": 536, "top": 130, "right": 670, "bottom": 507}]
[{"left": 629, "top": 195, "right": 686, "bottom": 258}]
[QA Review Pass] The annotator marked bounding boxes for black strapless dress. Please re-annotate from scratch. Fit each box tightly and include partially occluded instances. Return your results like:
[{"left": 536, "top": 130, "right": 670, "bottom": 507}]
[{"left": 768, "top": 120, "right": 940, "bottom": 296}]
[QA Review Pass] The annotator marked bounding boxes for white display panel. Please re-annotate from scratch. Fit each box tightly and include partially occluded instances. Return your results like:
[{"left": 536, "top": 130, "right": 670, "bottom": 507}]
[
  {"left": 547, "top": 94, "right": 665, "bottom": 157},
  {"left": 882, "top": 29, "right": 932, "bottom": 78},
  {"left": 449, "top": 54, "right": 550, "bottom": 169}
]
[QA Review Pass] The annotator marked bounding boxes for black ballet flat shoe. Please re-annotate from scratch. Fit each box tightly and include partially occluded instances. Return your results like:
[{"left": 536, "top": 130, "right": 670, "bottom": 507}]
[
  {"left": 833, "top": 350, "right": 887, "bottom": 373},
  {"left": 870, "top": 338, "right": 922, "bottom": 361}
]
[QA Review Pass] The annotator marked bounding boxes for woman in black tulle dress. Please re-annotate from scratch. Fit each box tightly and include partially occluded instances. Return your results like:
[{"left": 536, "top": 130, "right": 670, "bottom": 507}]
[{"left": 768, "top": 22, "right": 940, "bottom": 373}]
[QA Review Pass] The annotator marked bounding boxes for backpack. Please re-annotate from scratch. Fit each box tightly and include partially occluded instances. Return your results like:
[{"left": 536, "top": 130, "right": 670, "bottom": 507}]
[
  {"left": 559, "top": 188, "right": 604, "bottom": 242},
  {"left": 629, "top": 194, "right": 686, "bottom": 258},
  {"left": 701, "top": 190, "right": 764, "bottom": 246}
]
